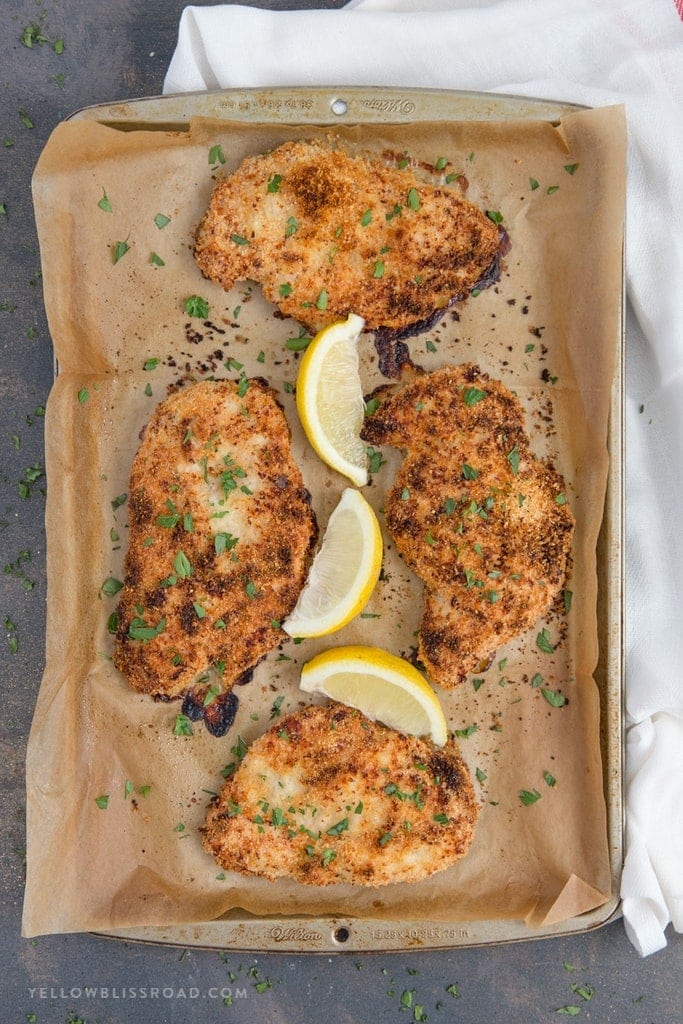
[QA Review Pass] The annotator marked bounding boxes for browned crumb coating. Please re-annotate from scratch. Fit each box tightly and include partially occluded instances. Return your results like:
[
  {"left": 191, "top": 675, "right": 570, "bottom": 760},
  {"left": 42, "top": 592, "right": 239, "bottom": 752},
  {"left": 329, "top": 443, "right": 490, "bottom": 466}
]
[
  {"left": 361, "top": 364, "right": 574, "bottom": 687},
  {"left": 203, "top": 703, "right": 479, "bottom": 886},
  {"left": 113, "top": 378, "right": 317, "bottom": 701},
  {"left": 194, "top": 140, "right": 501, "bottom": 334}
]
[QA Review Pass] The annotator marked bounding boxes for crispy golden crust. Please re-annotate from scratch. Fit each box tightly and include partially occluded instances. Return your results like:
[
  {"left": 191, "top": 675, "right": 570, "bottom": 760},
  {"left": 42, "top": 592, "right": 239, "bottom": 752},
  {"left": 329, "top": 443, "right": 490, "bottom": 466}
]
[
  {"left": 361, "top": 365, "right": 574, "bottom": 687},
  {"left": 194, "top": 140, "right": 501, "bottom": 334},
  {"left": 113, "top": 379, "right": 317, "bottom": 701},
  {"left": 203, "top": 703, "right": 479, "bottom": 886}
]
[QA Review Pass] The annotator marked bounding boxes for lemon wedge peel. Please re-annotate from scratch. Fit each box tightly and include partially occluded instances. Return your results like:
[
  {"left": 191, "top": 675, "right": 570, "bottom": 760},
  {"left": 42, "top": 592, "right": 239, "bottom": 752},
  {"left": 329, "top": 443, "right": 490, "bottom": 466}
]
[
  {"left": 299, "top": 644, "right": 449, "bottom": 748},
  {"left": 282, "top": 488, "right": 383, "bottom": 639},
  {"left": 296, "top": 313, "right": 369, "bottom": 487}
]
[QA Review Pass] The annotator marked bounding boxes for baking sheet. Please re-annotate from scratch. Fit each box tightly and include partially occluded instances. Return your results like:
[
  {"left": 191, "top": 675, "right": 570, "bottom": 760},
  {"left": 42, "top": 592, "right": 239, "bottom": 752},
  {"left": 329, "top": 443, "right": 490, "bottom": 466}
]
[{"left": 23, "top": 88, "right": 626, "bottom": 951}]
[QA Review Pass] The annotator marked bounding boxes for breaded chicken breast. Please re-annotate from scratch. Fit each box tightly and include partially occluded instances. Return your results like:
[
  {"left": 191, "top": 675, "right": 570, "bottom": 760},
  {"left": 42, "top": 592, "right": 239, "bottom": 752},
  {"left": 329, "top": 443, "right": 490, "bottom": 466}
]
[
  {"left": 113, "top": 378, "right": 317, "bottom": 733},
  {"left": 361, "top": 365, "right": 574, "bottom": 688},
  {"left": 194, "top": 140, "right": 501, "bottom": 336},
  {"left": 203, "top": 703, "right": 479, "bottom": 886}
]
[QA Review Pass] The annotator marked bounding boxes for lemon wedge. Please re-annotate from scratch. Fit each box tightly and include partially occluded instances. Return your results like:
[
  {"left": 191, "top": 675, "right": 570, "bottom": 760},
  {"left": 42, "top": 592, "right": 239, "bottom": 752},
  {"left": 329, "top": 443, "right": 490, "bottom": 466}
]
[
  {"left": 283, "top": 488, "right": 382, "bottom": 638},
  {"left": 300, "top": 645, "right": 448, "bottom": 747},
  {"left": 296, "top": 313, "right": 368, "bottom": 486}
]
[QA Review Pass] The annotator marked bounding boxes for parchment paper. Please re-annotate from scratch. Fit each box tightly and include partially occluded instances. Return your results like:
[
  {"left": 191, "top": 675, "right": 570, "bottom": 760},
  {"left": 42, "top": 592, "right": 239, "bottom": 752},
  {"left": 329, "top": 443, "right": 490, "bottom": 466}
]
[{"left": 23, "top": 104, "right": 626, "bottom": 937}]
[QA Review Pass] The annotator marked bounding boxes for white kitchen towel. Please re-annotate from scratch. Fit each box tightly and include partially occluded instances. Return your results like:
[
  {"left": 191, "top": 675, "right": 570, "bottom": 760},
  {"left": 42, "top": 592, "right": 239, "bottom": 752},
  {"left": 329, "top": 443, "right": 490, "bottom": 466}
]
[{"left": 164, "top": 0, "right": 683, "bottom": 956}]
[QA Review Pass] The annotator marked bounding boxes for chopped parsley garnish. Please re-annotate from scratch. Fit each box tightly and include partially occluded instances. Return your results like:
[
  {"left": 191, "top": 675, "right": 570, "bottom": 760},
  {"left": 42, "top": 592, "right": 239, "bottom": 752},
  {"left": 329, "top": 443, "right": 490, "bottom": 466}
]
[
  {"left": 113, "top": 239, "right": 130, "bottom": 263},
  {"left": 536, "top": 627, "right": 556, "bottom": 654},
  {"left": 154, "top": 213, "right": 171, "bottom": 228},
  {"left": 541, "top": 687, "right": 567, "bottom": 708},
  {"left": 220, "top": 457, "right": 246, "bottom": 494},
  {"left": 157, "top": 499, "right": 179, "bottom": 528},
  {"left": 94, "top": 795, "right": 109, "bottom": 810},
  {"left": 21, "top": 22, "right": 50, "bottom": 47},
  {"left": 407, "top": 187, "right": 420, "bottom": 211},
  {"left": 366, "top": 446, "right": 386, "bottom": 474},
  {"left": 173, "top": 550, "right": 193, "bottom": 579},
  {"left": 184, "top": 294, "right": 209, "bottom": 319},
  {"left": 173, "top": 714, "right": 194, "bottom": 736},
  {"left": 285, "top": 328, "right": 312, "bottom": 351},
  {"left": 6, "top": 617, "right": 18, "bottom": 654},
  {"left": 101, "top": 577, "right": 123, "bottom": 597},
  {"left": 326, "top": 818, "right": 349, "bottom": 837},
  {"left": 215, "top": 532, "right": 238, "bottom": 556},
  {"left": 454, "top": 724, "right": 478, "bottom": 739},
  {"left": 267, "top": 173, "right": 282, "bottom": 193},
  {"left": 208, "top": 144, "right": 225, "bottom": 167},
  {"left": 271, "top": 807, "right": 286, "bottom": 827},
  {"left": 128, "top": 616, "right": 167, "bottom": 641},
  {"left": 463, "top": 386, "right": 487, "bottom": 406},
  {"left": 269, "top": 695, "right": 285, "bottom": 719},
  {"left": 519, "top": 788, "right": 541, "bottom": 806},
  {"left": 507, "top": 445, "right": 521, "bottom": 475},
  {"left": 97, "top": 189, "right": 112, "bottom": 213}
]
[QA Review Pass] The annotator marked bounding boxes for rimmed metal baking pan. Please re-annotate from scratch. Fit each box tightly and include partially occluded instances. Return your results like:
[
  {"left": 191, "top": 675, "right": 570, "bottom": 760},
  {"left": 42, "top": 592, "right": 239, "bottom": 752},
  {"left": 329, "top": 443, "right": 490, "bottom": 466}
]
[{"left": 61, "top": 87, "right": 624, "bottom": 952}]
